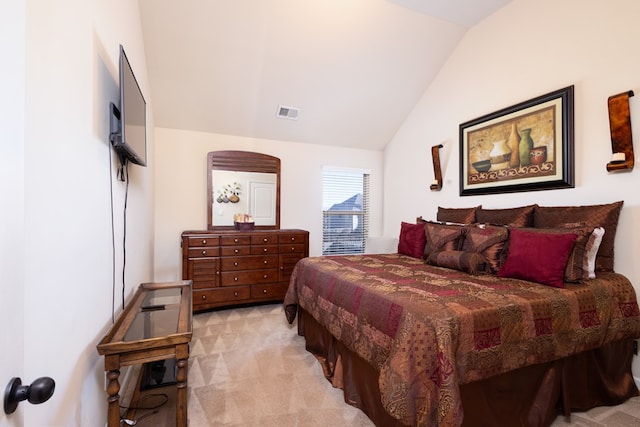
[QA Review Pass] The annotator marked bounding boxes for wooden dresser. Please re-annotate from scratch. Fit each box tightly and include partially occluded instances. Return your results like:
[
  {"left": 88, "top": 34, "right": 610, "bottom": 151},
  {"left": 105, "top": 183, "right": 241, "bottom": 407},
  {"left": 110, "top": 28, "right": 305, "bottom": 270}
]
[{"left": 181, "top": 229, "right": 309, "bottom": 312}]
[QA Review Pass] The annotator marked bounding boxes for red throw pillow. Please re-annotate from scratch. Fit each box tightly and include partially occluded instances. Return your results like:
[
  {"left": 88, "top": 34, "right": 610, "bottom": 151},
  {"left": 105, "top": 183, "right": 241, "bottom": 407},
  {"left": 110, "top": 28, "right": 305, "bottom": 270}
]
[
  {"left": 397, "top": 222, "right": 426, "bottom": 258},
  {"left": 497, "top": 228, "right": 577, "bottom": 288}
]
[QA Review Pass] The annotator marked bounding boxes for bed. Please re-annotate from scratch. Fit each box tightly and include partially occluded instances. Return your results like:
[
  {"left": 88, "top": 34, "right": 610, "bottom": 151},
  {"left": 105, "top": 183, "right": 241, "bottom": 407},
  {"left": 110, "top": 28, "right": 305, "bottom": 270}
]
[{"left": 283, "top": 202, "right": 640, "bottom": 426}]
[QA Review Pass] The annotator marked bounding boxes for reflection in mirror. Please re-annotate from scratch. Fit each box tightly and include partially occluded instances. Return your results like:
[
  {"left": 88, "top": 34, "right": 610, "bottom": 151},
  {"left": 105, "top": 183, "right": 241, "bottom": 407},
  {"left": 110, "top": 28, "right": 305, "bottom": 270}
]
[
  {"left": 207, "top": 151, "right": 281, "bottom": 230},
  {"left": 211, "top": 171, "right": 277, "bottom": 226}
]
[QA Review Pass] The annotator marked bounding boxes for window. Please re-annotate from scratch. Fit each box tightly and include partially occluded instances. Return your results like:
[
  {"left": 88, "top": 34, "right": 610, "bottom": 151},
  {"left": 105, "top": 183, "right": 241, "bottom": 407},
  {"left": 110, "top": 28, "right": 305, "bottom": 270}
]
[{"left": 322, "top": 169, "right": 369, "bottom": 255}]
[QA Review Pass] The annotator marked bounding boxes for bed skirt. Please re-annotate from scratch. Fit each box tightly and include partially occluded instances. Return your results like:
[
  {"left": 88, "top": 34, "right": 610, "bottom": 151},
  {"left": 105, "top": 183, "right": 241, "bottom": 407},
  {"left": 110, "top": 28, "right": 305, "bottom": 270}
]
[{"left": 298, "top": 308, "right": 638, "bottom": 427}]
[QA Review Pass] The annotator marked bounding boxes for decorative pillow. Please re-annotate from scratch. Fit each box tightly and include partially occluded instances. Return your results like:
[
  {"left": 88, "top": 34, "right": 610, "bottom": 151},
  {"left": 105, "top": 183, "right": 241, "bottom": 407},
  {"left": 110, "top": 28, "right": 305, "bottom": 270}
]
[
  {"left": 509, "top": 226, "right": 593, "bottom": 282},
  {"left": 426, "top": 250, "right": 486, "bottom": 274},
  {"left": 475, "top": 205, "right": 537, "bottom": 227},
  {"left": 584, "top": 227, "right": 605, "bottom": 279},
  {"left": 462, "top": 224, "right": 509, "bottom": 273},
  {"left": 424, "top": 222, "right": 465, "bottom": 259},
  {"left": 437, "top": 206, "right": 480, "bottom": 224},
  {"left": 533, "top": 201, "right": 623, "bottom": 271},
  {"left": 497, "top": 228, "right": 578, "bottom": 288},
  {"left": 397, "top": 221, "right": 426, "bottom": 258}
]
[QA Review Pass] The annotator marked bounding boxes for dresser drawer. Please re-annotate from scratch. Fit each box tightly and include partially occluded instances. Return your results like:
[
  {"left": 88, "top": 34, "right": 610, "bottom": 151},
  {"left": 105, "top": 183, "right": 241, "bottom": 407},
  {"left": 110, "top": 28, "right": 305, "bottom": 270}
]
[
  {"left": 250, "top": 234, "right": 279, "bottom": 245},
  {"left": 187, "top": 247, "right": 220, "bottom": 258},
  {"left": 220, "top": 235, "right": 251, "bottom": 246},
  {"left": 279, "top": 243, "right": 306, "bottom": 254},
  {"left": 189, "top": 259, "right": 220, "bottom": 289},
  {"left": 221, "top": 246, "right": 251, "bottom": 256},
  {"left": 193, "top": 286, "right": 250, "bottom": 306},
  {"left": 278, "top": 233, "right": 306, "bottom": 244},
  {"left": 250, "top": 245, "right": 278, "bottom": 255},
  {"left": 187, "top": 236, "right": 219, "bottom": 247},
  {"left": 279, "top": 253, "right": 304, "bottom": 282},
  {"left": 221, "top": 269, "right": 279, "bottom": 286},
  {"left": 250, "top": 281, "right": 289, "bottom": 299},
  {"left": 280, "top": 253, "right": 304, "bottom": 270},
  {"left": 221, "top": 255, "right": 278, "bottom": 271}
]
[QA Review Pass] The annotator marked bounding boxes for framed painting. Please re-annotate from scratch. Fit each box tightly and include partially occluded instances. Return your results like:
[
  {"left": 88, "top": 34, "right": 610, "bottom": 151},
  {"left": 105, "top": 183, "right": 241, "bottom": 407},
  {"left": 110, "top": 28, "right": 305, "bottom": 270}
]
[{"left": 459, "top": 86, "right": 574, "bottom": 196}]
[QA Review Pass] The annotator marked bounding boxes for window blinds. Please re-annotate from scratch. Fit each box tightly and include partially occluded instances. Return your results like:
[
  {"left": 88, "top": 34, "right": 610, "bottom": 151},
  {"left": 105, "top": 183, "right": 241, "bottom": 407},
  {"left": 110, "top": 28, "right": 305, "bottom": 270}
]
[{"left": 322, "top": 170, "right": 369, "bottom": 255}]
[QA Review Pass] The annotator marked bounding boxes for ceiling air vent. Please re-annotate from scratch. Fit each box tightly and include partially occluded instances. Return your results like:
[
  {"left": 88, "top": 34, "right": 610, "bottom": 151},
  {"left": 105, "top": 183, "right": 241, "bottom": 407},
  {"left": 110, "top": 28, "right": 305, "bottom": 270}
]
[{"left": 276, "top": 105, "right": 300, "bottom": 120}]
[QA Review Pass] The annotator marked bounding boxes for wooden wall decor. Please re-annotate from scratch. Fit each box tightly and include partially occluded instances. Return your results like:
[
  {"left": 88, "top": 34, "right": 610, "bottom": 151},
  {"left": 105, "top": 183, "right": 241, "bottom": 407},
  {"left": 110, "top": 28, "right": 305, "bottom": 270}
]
[
  {"left": 606, "top": 90, "right": 635, "bottom": 172},
  {"left": 430, "top": 144, "right": 444, "bottom": 191}
]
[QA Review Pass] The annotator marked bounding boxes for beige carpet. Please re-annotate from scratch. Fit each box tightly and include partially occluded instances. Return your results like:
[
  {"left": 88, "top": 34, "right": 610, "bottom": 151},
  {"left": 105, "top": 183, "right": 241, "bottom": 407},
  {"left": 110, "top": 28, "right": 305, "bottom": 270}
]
[{"left": 183, "top": 303, "right": 640, "bottom": 427}]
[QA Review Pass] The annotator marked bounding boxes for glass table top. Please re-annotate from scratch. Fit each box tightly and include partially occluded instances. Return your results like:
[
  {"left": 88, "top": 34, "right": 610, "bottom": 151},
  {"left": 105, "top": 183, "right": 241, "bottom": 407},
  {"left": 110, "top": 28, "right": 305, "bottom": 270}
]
[
  {"left": 123, "top": 288, "right": 183, "bottom": 342},
  {"left": 142, "top": 287, "right": 182, "bottom": 307}
]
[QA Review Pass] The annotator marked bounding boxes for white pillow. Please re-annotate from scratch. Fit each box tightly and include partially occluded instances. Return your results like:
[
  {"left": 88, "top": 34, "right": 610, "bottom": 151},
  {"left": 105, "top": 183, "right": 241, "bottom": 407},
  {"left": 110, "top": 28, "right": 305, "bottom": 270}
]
[{"left": 584, "top": 227, "right": 605, "bottom": 279}]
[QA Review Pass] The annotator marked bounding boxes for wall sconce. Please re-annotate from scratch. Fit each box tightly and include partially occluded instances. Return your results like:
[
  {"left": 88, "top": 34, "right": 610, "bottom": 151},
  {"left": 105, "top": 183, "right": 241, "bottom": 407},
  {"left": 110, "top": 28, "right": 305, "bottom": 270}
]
[
  {"left": 4, "top": 377, "right": 55, "bottom": 414},
  {"left": 606, "top": 90, "right": 634, "bottom": 172},
  {"left": 430, "top": 144, "right": 444, "bottom": 191}
]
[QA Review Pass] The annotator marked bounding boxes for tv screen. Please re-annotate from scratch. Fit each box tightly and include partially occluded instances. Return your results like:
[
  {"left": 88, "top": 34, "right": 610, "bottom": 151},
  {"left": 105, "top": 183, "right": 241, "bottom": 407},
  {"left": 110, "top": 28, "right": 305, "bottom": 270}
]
[{"left": 112, "top": 45, "right": 147, "bottom": 167}]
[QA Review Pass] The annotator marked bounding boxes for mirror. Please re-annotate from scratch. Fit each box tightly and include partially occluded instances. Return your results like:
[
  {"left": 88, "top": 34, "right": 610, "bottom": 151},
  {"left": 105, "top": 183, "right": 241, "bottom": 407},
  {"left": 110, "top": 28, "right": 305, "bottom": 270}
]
[{"left": 207, "top": 151, "right": 281, "bottom": 230}]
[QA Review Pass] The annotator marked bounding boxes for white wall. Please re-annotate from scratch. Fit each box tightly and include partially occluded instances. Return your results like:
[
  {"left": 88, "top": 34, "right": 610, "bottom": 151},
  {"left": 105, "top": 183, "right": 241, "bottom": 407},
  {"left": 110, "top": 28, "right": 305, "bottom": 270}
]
[
  {"left": 384, "top": 0, "right": 640, "bottom": 381},
  {"left": 13, "top": 1, "right": 639, "bottom": 425},
  {"left": 17, "top": 1, "right": 154, "bottom": 425},
  {"left": 0, "top": 2, "right": 25, "bottom": 426},
  {"left": 153, "top": 128, "right": 384, "bottom": 281}
]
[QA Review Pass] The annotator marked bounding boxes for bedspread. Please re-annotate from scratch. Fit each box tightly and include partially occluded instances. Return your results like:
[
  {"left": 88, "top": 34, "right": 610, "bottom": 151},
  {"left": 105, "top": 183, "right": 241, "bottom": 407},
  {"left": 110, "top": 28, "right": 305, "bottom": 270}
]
[{"left": 283, "top": 253, "right": 640, "bottom": 427}]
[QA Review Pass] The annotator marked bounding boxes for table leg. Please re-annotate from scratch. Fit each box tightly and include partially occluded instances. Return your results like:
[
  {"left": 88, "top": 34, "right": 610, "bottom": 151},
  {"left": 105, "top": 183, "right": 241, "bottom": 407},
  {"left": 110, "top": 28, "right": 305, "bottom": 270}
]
[
  {"left": 106, "top": 369, "right": 121, "bottom": 427},
  {"left": 176, "top": 357, "right": 188, "bottom": 427}
]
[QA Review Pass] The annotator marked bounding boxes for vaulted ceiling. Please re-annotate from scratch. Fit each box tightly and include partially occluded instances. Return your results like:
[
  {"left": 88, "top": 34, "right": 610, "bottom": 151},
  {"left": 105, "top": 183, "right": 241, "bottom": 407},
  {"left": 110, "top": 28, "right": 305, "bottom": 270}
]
[{"left": 139, "top": 0, "right": 512, "bottom": 150}]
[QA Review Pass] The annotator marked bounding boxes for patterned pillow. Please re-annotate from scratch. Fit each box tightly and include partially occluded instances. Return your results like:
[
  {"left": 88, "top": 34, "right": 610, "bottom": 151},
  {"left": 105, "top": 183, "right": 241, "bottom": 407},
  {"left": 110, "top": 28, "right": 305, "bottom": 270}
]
[
  {"left": 424, "top": 222, "right": 465, "bottom": 259},
  {"left": 426, "top": 250, "right": 486, "bottom": 274},
  {"left": 497, "top": 228, "right": 578, "bottom": 288},
  {"left": 397, "top": 221, "right": 426, "bottom": 259},
  {"left": 475, "top": 205, "right": 537, "bottom": 227},
  {"left": 437, "top": 206, "right": 480, "bottom": 224},
  {"left": 533, "top": 201, "right": 623, "bottom": 271},
  {"left": 462, "top": 224, "right": 509, "bottom": 273}
]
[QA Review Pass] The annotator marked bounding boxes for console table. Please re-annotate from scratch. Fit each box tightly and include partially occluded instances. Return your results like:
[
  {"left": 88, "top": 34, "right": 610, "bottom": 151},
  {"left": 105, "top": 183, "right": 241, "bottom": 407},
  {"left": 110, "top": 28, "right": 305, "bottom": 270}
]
[{"left": 97, "top": 281, "right": 193, "bottom": 427}]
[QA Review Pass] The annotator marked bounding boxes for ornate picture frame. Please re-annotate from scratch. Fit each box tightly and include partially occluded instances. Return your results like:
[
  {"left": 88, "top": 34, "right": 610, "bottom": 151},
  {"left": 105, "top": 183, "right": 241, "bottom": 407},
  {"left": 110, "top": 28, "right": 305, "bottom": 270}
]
[{"left": 459, "top": 86, "right": 574, "bottom": 196}]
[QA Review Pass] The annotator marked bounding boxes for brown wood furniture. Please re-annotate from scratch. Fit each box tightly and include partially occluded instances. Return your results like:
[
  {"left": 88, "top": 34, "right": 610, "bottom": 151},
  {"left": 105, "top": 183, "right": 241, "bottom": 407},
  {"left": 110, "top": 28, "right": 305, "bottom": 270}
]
[
  {"left": 182, "top": 229, "right": 309, "bottom": 312},
  {"left": 97, "top": 281, "right": 193, "bottom": 427}
]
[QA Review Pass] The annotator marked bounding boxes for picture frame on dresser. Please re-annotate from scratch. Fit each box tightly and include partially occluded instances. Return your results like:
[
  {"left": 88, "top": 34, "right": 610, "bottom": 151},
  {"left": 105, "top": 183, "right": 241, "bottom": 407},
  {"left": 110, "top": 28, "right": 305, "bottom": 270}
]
[{"left": 460, "top": 85, "right": 574, "bottom": 196}]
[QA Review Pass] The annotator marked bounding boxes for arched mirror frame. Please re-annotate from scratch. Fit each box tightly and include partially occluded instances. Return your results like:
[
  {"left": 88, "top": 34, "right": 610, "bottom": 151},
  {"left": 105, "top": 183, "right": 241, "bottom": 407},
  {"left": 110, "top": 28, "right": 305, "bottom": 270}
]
[{"left": 207, "top": 150, "right": 281, "bottom": 230}]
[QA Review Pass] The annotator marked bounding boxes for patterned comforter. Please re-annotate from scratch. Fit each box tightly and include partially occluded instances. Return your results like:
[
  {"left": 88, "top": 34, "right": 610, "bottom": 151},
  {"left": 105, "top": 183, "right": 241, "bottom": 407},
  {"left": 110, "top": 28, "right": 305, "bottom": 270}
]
[{"left": 283, "top": 253, "right": 640, "bottom": 427}]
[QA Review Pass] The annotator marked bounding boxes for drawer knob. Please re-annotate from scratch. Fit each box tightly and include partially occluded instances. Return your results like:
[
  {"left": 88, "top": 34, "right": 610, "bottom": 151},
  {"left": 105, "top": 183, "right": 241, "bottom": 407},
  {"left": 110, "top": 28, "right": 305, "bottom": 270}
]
[
  {"left": 234, "top": 277, "right": 238, "bottom": 281},
  {"left": 202, "top": 239, "right": 207, "bottom": 244},
  {"left": 290, "top": 247, "right": 295, "bottom": 252},
  {"left": 234, "top": 249, "right": 239, "bottom": 254},
  {"left": 216, "top": 270, "right": 220, "bottom": 275},
  {"left": 263, "top": 248, "right": 268, "bottom": 253},
  {"left": 263, "top": 274, "right": 268, "bottom": 279},
  {"left": 263, "top": 289, "right": 267, "bottom": 294},
  {"left": 202, "top": 250, "right": 207, "bottom": 255},
  {"left": 264, "top": 260, "right": 268, "bottom": 265},
  {"left": 234, "top": 292, "right": 238, "bottom": 297},
  {"left": 202, "top": 295, "right": 206, "bottom": 300},
  {"left": 263, "top": 238, "right": 268, "bottom": 242},
  {"left": 234, "top": 262, "right": 238, "bottom": 267},
  {"left": 234, "top": 238, "right": 239, "bottom": 243}
]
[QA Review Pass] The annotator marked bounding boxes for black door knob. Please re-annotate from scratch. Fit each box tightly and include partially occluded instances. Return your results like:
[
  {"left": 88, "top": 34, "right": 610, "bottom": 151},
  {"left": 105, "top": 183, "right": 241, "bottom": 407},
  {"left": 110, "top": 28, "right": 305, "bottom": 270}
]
[{"left": 4, "top": 377, "right": 55, "bottom": 414}]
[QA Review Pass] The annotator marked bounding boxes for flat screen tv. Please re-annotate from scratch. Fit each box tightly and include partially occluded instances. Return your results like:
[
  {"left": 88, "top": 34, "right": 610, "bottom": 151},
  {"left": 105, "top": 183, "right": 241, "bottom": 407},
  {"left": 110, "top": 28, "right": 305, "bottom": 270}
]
[{"left": 110, "top": 44, "right": 147, "bottom": 167}]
